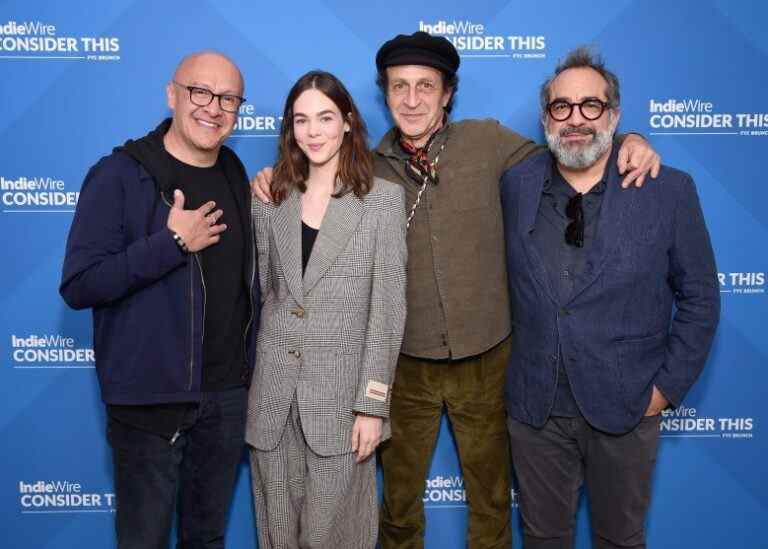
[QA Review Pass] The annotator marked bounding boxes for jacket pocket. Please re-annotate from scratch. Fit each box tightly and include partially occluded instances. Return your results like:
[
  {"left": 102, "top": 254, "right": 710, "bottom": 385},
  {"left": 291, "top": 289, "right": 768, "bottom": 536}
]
[{"left": 613, "top": 331, "right": 667, "bottom": 407}]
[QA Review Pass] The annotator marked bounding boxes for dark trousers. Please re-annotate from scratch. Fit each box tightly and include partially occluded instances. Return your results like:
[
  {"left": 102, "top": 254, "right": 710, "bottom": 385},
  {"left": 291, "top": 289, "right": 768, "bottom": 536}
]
[
  {"left": 507, "top": 415, "right": 661, "bottom": 549},
  {"left": 107, "top": 387, "right": 247, "bottom": 549},
  {"left": 379, "top": 338, "right": 513, "bottom": 549}
]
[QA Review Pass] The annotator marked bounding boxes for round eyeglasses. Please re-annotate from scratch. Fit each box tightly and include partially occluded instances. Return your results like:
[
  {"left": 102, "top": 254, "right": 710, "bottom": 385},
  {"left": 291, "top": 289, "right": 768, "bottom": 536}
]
[{"left": 547, "top": 99, "right": 610, "bottom": 122}]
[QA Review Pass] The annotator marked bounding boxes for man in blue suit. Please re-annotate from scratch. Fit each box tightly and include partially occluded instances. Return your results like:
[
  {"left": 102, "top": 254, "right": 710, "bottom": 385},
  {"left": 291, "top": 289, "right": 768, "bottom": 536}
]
[{"left": 500, "top": 47, "right": 720, "bottom": 549}]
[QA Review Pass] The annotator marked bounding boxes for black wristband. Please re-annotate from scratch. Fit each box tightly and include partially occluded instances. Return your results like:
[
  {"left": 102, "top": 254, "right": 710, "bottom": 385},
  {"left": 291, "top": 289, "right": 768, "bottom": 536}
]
[{"left": 172, "top": 231, "right": 189, "bottom": 254}]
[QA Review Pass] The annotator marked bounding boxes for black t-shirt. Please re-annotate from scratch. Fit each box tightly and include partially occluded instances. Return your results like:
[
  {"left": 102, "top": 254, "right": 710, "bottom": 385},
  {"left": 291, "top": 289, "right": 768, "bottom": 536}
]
[
  {"left": 168, "top": 151, "right": 248, "bottom": 391},
  {"left": 107, "top": 151, "right": 249, "bottom": 438},
  {"left": 302, "top": 221, "right": 319, "bottom": 272}
]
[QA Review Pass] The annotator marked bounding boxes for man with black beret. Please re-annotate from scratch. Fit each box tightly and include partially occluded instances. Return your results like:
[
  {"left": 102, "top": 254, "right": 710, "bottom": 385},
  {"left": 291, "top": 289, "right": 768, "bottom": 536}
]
[
  {"left": 372, "top": 32, "right": 660, "bottom": 549},
  {"left": 252, "top": 31, "right": 660, "bottom": 549}
]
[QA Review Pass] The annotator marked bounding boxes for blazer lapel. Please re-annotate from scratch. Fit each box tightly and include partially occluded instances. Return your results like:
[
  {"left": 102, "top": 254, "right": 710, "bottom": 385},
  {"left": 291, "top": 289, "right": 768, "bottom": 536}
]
[
  {"left": 568, "top": 158, "right": 637, "bottom": 302},
  {"left": 272, "top": 191, "right": 304, "bottom": 305},
  {"left": 517, "top": 171, "right": 559, "bottom": 306},
  {"left": 303, "top": 190, "right": 363, "bottom": 295}
]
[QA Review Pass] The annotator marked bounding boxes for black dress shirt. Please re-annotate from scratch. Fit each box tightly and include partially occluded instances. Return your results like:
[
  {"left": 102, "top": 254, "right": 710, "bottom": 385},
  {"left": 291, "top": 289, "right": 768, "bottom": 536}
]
[{"left": 532, "top": 159, "right": 607, "bottom": 417}]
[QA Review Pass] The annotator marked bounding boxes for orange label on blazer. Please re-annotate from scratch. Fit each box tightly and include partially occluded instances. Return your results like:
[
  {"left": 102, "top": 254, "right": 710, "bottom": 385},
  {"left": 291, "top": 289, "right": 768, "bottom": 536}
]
[{"left": 365, "top": 381, "right": 388, "bottom": 402}]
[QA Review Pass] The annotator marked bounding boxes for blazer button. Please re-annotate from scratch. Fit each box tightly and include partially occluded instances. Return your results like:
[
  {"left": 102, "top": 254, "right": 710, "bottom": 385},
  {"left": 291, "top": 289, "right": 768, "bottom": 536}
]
[
  {"left": 291, "top": 308, "right": 305, "bottom": 318},
  {"left": 289, "top": 350, "right": 302, "bottom": 359},
  {"left": 559, "top": 308, "right": 571, "bottom": 317}
]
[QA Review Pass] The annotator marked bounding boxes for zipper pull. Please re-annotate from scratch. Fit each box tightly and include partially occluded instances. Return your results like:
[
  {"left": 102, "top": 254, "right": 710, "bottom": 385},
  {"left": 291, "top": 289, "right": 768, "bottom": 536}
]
[{"left": 169, "top": 430, "right": 181, "bottom": 446}]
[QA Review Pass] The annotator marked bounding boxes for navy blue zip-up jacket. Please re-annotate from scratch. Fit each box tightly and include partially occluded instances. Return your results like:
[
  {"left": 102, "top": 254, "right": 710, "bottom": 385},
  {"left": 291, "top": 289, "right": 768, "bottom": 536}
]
[{"left": 60, "top": 119, "right": 260, "bottom": 405}]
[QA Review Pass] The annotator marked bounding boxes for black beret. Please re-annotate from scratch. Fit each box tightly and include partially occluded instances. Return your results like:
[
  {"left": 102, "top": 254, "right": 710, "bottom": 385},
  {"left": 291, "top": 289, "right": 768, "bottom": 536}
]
[{"left": 376, "top": 31, "right": 460, "bottom": 76}]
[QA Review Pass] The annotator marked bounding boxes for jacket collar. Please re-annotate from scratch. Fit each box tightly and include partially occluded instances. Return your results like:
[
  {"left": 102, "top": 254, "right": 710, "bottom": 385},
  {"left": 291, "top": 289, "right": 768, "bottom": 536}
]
[
  {"left": 272, "top": 187, "right": 364, "bottom": 305},
  {"left": 569, "top": 141, "right": 636, "bottom": 301},
  {"left": 117, "top": 118, "right": 252, "bottom": 286},
  {"left": 516, "top": 141, "right": 635, "bottom": 304},
  {"left": 374, "top": 121, "right": 452, "bottom": 160}
]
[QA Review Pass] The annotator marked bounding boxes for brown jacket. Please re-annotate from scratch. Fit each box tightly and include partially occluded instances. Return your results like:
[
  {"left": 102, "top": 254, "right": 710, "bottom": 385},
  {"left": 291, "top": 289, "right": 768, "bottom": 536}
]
[{"left": 374, "top": 118, "right": 542, "bottom": 359}]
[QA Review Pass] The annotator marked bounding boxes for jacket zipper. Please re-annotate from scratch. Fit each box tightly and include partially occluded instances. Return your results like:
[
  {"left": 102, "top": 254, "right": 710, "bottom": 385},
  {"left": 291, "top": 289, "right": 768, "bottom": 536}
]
[
  {"left": 193, "top": 253, "right": 206, "bottom": 389},
  {"left": 162, "top": 190, "right": 200, "bottom": 391}
]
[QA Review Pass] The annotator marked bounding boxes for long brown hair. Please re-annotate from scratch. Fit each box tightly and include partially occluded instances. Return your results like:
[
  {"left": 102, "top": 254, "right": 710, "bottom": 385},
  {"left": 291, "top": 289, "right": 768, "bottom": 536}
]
[{"left": 272, "top": 70, "right": 373, "bottom": 204}]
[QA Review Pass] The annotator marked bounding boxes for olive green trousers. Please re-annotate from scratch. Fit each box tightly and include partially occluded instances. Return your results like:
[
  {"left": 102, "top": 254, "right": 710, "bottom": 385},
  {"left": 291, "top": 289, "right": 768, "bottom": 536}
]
[{"left": 379, "top": 337, "right": 513, "bottom": 549}]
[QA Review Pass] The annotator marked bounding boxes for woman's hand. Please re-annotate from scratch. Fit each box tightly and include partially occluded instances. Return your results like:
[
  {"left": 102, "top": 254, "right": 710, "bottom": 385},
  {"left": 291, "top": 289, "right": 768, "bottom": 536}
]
[{"left": 351, "top": 414, "right": 383, "bottom": 463}]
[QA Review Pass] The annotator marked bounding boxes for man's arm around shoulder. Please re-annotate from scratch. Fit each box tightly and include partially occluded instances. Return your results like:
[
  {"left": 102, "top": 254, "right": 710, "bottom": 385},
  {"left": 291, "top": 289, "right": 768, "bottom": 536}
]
[{"left": 500, "top": 149, "right": 550, "bottom": 194}]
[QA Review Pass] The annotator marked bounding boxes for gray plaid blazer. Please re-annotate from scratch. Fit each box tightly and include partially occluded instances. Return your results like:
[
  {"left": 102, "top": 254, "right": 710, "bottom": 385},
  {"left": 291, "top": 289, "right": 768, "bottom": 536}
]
[{"left": 246, "top": 177, "right": 407, "bottom": 456}]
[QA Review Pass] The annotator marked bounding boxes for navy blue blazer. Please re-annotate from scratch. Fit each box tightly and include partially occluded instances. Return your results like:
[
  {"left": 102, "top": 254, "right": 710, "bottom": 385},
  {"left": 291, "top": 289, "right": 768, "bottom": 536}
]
[{"left": 500, "top": 150, "right": 720, "bottom": 434}]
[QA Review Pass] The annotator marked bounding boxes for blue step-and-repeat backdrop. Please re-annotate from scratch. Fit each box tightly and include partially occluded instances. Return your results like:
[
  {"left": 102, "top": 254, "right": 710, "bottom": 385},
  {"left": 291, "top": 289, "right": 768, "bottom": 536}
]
[{"left": 1, "top": 1, "right": 765, "bottom": 547}]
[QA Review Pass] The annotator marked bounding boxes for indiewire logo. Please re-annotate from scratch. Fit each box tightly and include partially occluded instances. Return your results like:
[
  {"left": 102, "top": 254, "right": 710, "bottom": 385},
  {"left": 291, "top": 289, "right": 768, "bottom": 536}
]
[
  {"left": 718, "top": 272, "right": 765, "bottom": 295},
  {"left": 230, "top": 104, "right": 281, "bottom": 139},
  {"left": 18, "top": 480, "right": 115, "bottom": 513},
  {"left": 417, "top": 19, "right": 545, "bottom": 59},
  {"left": 11, "top": 334, "right": 95, "bottom": 369},
  {"left": 423, "top": 475, "right": 466, "bottom": 506},
  {"left": 649, "top": 99, "right": 768, "bottom": 136},
  {"left": 1, "top": 176, "right": 78, "bottom": 213},
  {"left": 422, "top": 474, "right": 520, "bottom": 508},
  {"left": 660, "top": 406, "right": 754, "bottom": 439},
  {"left": 0, "top": 20, "right": 120, "bottom": 61}
]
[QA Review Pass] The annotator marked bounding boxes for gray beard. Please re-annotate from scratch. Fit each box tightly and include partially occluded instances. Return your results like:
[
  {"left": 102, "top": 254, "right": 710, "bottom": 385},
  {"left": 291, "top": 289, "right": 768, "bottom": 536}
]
[{"left": 545, "top": 123, "right": 615, "bottom": 170}]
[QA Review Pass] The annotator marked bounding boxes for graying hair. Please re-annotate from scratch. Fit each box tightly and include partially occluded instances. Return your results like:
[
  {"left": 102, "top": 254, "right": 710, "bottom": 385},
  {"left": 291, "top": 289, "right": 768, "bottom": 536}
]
[{"left": 539, "top": 47, "right": 620, "bottom": 114}]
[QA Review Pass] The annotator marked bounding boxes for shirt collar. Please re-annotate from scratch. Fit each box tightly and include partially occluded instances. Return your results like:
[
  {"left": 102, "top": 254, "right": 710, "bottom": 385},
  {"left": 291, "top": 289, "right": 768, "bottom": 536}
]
[
  {"left": 545, "top": 152, "right": 611, "bottom": 197},
  {"left": 385, "top": 120, "right": 452, "bottom": 160}
]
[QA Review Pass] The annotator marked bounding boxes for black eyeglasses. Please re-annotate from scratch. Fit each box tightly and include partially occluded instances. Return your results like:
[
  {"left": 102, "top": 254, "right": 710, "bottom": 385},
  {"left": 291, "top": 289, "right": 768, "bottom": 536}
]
[
  {"left": 565, "top": 193, "right": 584, "bottom": 247},
  {"left": 172, "top": 81, "right": 245, "bottom": 113},
  {"left": 547, "top": 99, "right": 610, "bottom": 122}
]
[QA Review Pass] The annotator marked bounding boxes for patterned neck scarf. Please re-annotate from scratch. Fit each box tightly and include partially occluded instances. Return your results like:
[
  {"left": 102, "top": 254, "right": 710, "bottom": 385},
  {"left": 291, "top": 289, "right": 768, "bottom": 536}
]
[
  {"left": 398, "top": 118, "right": 448, "bottom": 187},
  {"left": 397, "top": 119, "right": 451, "bottom": 230}
]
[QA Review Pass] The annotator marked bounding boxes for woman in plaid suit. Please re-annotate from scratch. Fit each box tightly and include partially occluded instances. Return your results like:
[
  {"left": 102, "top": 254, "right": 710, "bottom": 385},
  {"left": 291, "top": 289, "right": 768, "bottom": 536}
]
[{"left": 246, "top": 70, "right": 407, "bottom": 548}]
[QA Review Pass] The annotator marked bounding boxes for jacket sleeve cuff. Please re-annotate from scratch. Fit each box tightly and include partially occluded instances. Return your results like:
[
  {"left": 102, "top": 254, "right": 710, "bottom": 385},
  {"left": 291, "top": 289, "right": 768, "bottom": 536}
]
[
  {"left": 652, "top": 368, "right": 687, "bottom": 409},
  {"left": 353, "top": 379, "right": 392, "bottom": 418},
  {"left": 131, "top": 227, "right": 188, "bottom": 276}
]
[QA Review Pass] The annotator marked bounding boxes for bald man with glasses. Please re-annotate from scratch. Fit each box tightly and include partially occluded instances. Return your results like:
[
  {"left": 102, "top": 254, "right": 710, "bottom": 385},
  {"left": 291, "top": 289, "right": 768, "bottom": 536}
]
[{"left": 61, "top": 51, "right": 259, "bottom": 549}]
